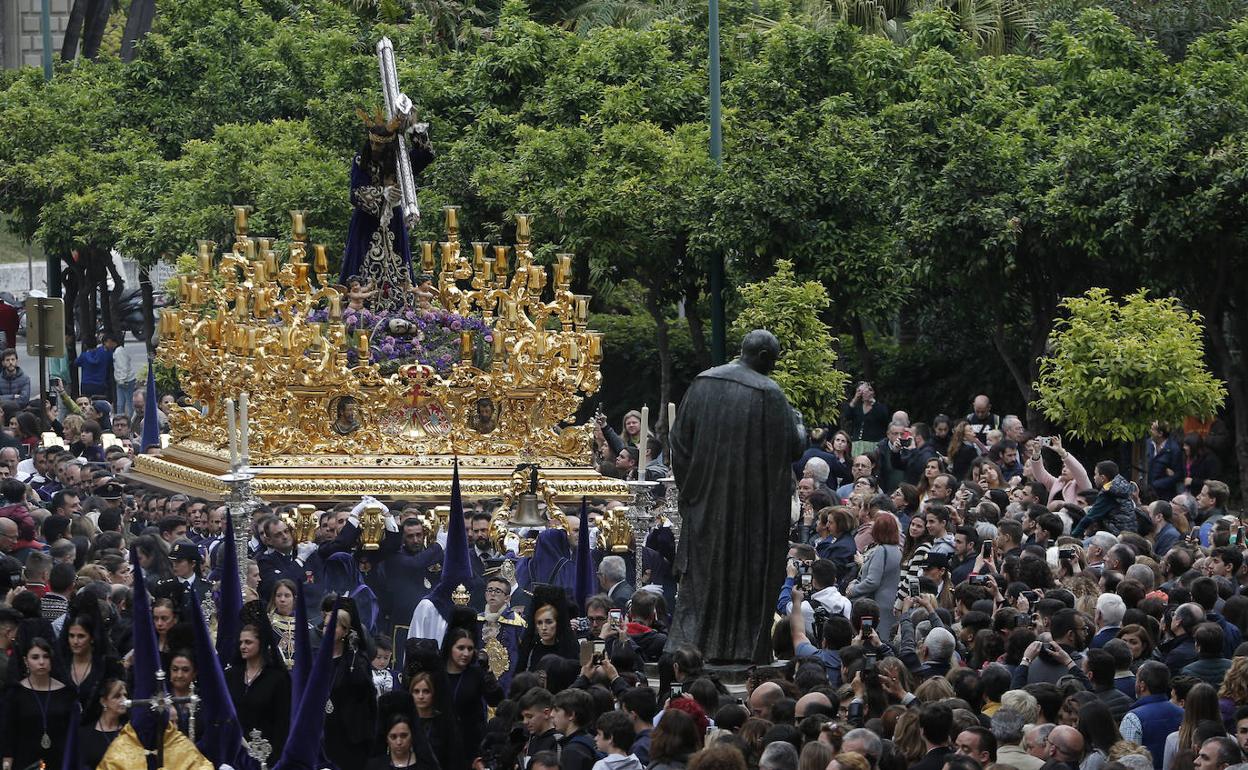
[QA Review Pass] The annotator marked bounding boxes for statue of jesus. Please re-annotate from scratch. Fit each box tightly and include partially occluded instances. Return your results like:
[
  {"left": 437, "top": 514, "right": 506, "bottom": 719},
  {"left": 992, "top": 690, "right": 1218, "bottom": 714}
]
[{"left": 338, "top": 108, "right": 434, "bottom": 309}]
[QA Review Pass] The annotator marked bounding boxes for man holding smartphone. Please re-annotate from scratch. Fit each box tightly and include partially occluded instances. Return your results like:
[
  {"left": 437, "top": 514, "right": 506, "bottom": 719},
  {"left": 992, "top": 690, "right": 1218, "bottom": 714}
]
[
  {"left": 1014, "top": 608, "right": 1092, "bottom": 686},
  {"left": 777, "top": 558, "right": 850, "bottom": 640},
  {"left": 602, "top": 591, "right": 667, "bottom": 663}
]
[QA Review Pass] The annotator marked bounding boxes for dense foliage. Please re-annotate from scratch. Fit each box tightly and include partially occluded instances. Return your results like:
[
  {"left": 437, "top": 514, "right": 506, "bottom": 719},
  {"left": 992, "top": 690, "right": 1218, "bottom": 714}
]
[
  {"left": 1033, "top": 289, "right": 1226, "bottom": 443},
  {"left": 733, "top": 260, "right": 849, "bottom": 426},
  {"left": 2, "top": 0, "right": 1247, "bottom": 491}
]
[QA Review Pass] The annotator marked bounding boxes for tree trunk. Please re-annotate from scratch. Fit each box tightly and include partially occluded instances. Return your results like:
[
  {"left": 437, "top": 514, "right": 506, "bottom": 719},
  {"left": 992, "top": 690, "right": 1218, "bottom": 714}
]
[
  {"left": 120, "top": 0, "right": 156, "bottom": 62},
  {"left": 1226, "top": 311, "right": 1248, "bottom": 502},
  {"left": 61, "top": 0, "right": 89, "bottom": 60},
  {"left": 61, "top": 264, "right": 80, "bottom": 395},
  {"left": 683, "top": 281, "right": 709, "bottom": 372},
  {"left": 87, "top": 274, "right": 99, "bottom": 342},
  {"left": 87, "top": 247, "right": 113, "bottom": 339},
  {"left": 990, "top": 283, "right": 1056, "bottom": 432},
  {"left": 1203, "top": 295, "right": 1247, "bottom": 502},
  {"left": 69, "top": 256, "right": 94, "bottom": 349},
  {"left": 644, "top": 285, "right": 673, "bottom": 451},
  {"left": 139, "top": 265, "right": 155, "bottom": 356},
  {"left": 1025, "top": 302, "right": 1052, "bottom": 433},
  {"left": 848, "top": 312, "right": 875, "bottom": 384},
  {"left": 105, "top": 253, "right": 126, "bottom": 339},
  {"left": 81, "top": 0, "right": 111, "bottom": 60},
  {"left": 990, "top": 321, "right": 1031, "bottom": 402}
]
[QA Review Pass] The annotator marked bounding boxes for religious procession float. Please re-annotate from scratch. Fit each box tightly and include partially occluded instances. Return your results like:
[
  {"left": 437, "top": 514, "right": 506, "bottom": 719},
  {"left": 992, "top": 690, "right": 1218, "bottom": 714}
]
[{"left": 126, "top": 39, "right": 639, "bottom": 525}]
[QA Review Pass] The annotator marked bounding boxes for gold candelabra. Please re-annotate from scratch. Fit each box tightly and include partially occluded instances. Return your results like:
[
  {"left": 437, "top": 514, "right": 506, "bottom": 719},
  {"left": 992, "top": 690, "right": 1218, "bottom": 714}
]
[{"left": 155, "top": 207, "right": 606, "bottom": 467}]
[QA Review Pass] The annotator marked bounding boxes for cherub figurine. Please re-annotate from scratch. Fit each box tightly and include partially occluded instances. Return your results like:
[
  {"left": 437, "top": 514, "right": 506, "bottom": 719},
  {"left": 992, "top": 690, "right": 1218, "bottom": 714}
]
[
  {"left": 346, "top": 277, "right": 377, "bottom": 311},
  {"left": 407, "top": 273, "right": 436, "bottom": 310}
]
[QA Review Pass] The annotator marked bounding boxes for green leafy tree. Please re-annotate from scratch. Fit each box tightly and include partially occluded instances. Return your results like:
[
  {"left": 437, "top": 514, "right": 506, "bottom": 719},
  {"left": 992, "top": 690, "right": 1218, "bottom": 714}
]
[
  {"left": 889, "top": 9, "right": 1176, "bottom": 427},
  {"left": 1036, "top": 0, "right": 1248, "bottom": 58},
  {"left": 10, "top": 0, "right": 1248, "bottom": 495},
  {"left": 1018, "top": 17, "right": 1248, "bottom": 490},
  {"left": 731, "top": 260, "right": 849, "bottom": 425},
  {"left": 1032, "top": 288, "right": 1225, "bottom": 443},
  {"left": 712, "top": 20, "right": 916, "bottom": 383},
  {"left": 449, "top": 12, "right": 717, "bottom": 416},
  {"left": 749, "top": 0, "right": 1039, "bottom": 55}
]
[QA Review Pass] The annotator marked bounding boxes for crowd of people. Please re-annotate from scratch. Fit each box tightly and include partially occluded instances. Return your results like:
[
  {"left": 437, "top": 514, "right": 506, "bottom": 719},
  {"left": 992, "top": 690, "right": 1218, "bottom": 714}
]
[{"left": 0, "top": 349, "right": 1244, "bottom": 770}]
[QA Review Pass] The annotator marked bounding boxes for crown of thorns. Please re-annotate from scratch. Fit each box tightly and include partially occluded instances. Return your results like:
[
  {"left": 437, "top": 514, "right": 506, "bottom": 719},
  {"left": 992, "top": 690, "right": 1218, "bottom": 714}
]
[{"left": 356, "top": 107, "right": 400, "bottom": 142}]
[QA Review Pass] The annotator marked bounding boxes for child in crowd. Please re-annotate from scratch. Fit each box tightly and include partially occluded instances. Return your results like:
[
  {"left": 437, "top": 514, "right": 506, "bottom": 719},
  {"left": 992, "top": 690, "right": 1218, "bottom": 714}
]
[{"left": 370, "top": 635, "right": 399, "bottom": 696}]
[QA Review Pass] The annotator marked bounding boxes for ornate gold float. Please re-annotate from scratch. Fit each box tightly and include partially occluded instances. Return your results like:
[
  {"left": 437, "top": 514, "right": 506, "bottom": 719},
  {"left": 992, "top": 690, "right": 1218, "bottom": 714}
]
[{"left": 127, "top": 207, "right": 629, "bottom": 505}]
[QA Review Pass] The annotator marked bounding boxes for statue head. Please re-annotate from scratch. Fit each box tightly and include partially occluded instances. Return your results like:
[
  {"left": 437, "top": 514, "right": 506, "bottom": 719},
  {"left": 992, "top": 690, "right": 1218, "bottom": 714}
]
[
  {"left": 356, "top": 106, "right": 400, "bottom": 163},
  {"left": 739, "top": 329, "right": 780, "bottom": 375}
]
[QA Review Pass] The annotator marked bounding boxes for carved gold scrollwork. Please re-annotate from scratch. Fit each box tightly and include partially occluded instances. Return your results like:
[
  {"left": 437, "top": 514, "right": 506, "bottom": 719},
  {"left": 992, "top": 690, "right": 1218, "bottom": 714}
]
[{"left": 147, "top": 208, "right": 620, "bottom": 503}]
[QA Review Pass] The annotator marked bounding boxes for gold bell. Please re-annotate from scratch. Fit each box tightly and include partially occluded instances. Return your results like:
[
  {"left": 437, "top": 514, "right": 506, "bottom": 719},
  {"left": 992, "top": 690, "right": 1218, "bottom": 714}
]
[{"left": 512, "top": 492, "right": 545, "bottom": 529}]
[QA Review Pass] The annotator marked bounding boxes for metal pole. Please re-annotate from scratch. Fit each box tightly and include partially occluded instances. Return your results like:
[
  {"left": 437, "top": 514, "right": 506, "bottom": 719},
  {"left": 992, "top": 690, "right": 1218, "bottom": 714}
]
[
  {"left": 226, "top": 472, "right": 257, "bottom": 592},
  {"left": 709, "top": 0, "right": 721, "bottom": 165},
  {"left": 708, "top": 0, "right": 727, "bottom": 365},
  {"left": 626, "top": 481, "right": 658, "bottom": 584},
  {"left": 39, "top": 0, "right": 53, "bottom": 81}
]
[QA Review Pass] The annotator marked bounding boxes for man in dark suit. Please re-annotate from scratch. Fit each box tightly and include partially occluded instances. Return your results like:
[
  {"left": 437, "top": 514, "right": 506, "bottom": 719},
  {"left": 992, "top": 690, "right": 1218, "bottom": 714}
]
[
  {"left": 1090, "top": 593, "right": 1125, "bottom": 649},
  {"left": 169, "top": 540, "right": 212, "bottom": 605},
  {"left": 911, "top": 702, "right": 955, "bottom": 770},
  {"left": 900, "top": 423, "right": 940, "bottom": 486},
  {"left": 598, "top": 554, "right": 634, "bottom": 610},
  {"left": 1146, "top": 421, "right": 1184, "bottom": 502}
]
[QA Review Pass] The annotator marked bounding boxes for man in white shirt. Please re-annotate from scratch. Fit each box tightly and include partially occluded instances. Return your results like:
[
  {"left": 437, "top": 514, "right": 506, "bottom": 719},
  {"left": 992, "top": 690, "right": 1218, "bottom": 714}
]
[
  {"left": 113, "top": 340, "right": 138, "bottom": 418},
  {"left": 779, "top": 558, "right": 850, "bottom": 638}
]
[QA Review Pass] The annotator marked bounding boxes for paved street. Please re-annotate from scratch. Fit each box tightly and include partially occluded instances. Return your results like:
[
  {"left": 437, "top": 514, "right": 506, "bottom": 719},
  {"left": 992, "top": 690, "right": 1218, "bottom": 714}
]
[
  {"left": 0, "top": 255, "right": 166, "bottom": 396},
  {"left": 7, "top": 302, "right": 155, "bottom": 398}
]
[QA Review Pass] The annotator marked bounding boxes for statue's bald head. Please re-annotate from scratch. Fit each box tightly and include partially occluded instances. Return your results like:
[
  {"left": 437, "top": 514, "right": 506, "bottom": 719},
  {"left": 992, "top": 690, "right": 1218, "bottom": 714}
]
[{"left": 740, "top": 330, "right": 780, "bottom": 375}]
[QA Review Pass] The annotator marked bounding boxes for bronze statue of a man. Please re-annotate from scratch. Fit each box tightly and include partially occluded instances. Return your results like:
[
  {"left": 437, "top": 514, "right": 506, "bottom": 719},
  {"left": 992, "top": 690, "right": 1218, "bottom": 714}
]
[{"left": 666, "top": 330, "right": 804, "bottom": 664}]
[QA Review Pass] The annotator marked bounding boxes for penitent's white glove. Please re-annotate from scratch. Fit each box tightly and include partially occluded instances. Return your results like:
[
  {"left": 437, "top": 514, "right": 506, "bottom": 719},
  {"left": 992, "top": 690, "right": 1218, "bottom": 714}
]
[
  {"left": 295, "top": 542, "right": 317, "bottom": 563},
  {"left": 349, "top": 495, "right": 389, "bottom": 527},
  {"left": 395, "top": 92, "right": 413, "bottom": 119}
]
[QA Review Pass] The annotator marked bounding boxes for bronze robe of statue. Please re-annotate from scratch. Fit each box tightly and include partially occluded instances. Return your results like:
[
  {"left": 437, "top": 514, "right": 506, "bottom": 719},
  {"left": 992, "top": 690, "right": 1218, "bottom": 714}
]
[{"left": 666, "top": 358, "right": 803, "bottom": 664}]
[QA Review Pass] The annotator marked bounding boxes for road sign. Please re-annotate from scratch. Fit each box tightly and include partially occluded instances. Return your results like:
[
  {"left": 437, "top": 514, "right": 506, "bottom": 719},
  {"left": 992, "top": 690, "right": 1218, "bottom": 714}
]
[
  {"left": 25, "top": 296, "right": 64, "bottom": 410},
  {"left": 25, "top": 296, "right": 64, "bottom": 358}
]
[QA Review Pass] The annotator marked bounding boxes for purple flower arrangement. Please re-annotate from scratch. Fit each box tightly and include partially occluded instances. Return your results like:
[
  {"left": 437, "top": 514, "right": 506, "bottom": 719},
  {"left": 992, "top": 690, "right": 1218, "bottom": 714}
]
[{"left": 306, "top": 305, "right": 493, "bottom": 376}]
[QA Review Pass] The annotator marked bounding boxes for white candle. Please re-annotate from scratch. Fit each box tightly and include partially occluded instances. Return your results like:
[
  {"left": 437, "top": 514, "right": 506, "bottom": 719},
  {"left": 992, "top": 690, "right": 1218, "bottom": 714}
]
[
  {"left": 667, "top": 401, "right": 676, "bottom": 429},
  {"left": 239, "top": 392, "right": 250, "bottom": 466},
  {"left": 225, "top": 398, "right": 239, "bottom": 468},
  {"left": 638, "top": 405, "right": 649, "bottom": 480}
]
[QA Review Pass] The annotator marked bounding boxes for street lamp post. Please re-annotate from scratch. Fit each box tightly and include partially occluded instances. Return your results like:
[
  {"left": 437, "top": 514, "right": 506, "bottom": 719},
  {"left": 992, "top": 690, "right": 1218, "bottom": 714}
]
[
  {"left": 708, "top": 0, "right": 726, "bottom": 365},
  {"left": 40, "top": 0, "right": 61, "bottom": 301},
  {"left": 40, "top": 0, "right": 53, "bottom": 80}
]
